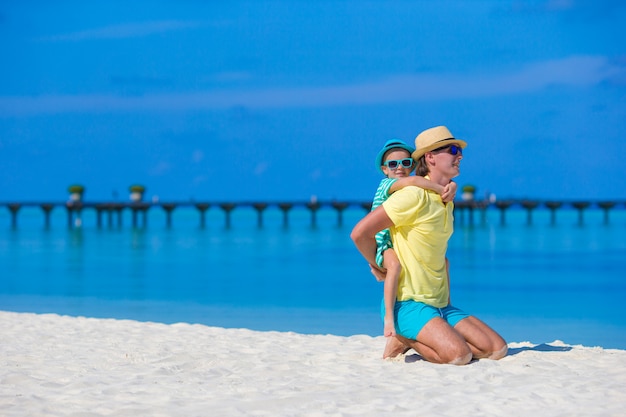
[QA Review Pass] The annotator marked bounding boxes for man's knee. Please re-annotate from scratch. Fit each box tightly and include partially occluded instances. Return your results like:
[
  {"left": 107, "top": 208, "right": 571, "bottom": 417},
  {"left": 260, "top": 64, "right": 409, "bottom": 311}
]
[
  {"left": 449, "top": 350, "right": 472, "bottom": 366},
  {"left": 444, "top": 344, "right": 472, "bottom": 365},
  {"left": 488, "top": 343, "right": 508, "bottom": 360}
]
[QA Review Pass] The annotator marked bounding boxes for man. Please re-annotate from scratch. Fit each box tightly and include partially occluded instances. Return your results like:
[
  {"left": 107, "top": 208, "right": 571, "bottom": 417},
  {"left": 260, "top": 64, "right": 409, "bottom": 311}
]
[{"left": 351, "top": 126, "right": 507, "bottom": 365}]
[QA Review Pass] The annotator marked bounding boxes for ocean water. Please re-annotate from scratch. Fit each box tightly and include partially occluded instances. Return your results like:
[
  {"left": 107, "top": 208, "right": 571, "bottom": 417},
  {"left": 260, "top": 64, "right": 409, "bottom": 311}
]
[{"left": 1, "top": 204, "right": 625, "bottom": 349}]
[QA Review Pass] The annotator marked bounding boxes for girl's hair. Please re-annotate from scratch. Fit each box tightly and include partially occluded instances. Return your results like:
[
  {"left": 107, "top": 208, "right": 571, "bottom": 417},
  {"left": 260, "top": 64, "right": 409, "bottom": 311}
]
[{"left": 415, "top": 155, "right": 429, "bottom": 176}]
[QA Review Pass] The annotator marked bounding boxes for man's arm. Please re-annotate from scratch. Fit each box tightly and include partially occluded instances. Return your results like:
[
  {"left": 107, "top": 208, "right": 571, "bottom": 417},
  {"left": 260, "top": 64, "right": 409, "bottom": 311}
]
[{"left": 350, "top": 205, "right": 394, "bottom": 270}]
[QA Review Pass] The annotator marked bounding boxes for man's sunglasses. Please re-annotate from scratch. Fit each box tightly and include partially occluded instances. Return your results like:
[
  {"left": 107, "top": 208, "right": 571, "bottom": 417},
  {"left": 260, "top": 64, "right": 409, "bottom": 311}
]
[
  {"left": 383, "top": 158, "right": 414, "bottom": 169},
  {"left": 431, "top": 144, "right": 463, "bottom": 156}
]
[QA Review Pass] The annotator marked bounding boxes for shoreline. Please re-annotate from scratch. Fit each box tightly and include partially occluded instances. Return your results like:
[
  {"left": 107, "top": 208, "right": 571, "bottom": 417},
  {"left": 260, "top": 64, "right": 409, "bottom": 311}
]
[
  {"left": 3, "top": 296, "right": 625, "bottom": 350},
  {"left": 2, "top": 311, "right": 625, "bottom": 416}
]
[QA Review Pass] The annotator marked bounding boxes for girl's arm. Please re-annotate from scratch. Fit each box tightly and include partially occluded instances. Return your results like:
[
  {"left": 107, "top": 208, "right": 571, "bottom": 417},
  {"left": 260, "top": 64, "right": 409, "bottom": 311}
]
[
  {"left": 389, "top": 177, "right": 457, "bottom": 202},
  {"left": 389, "top": 175, "right": 457, "bottom": 203},
  {"left": 383, "top": 271, "right": 398, "bottom": 337},
  {"left": 388, "top": 176, "right": 444, "bottom": 194}
]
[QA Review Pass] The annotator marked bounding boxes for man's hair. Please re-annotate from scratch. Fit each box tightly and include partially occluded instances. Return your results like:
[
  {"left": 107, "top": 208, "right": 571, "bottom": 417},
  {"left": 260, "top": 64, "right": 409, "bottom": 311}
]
[{"left": 415, "top": 156, "right": 429, "bottom": 176}]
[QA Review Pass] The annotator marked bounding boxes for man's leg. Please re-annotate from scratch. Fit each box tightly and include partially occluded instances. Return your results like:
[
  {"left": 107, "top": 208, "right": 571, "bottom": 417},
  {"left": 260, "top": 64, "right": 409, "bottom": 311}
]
[
  {"left": 454, "top": 316, "right": 508, "bottom": 360},
  {"left": 397, "top": 317, "right": 472, "bottom": 365}
]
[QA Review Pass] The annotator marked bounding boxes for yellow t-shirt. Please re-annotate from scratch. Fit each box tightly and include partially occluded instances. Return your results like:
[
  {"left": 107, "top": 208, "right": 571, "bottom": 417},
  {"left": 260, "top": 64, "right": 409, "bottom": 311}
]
[{"left": 382, "top": 185, "right": 454, "bottom": 307}]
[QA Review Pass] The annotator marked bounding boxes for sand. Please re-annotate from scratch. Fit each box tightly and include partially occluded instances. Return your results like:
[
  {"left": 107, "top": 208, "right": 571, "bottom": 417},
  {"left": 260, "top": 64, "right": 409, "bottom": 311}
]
[{"left": 1, "top": 311, "right": 624, "bottom": 417}]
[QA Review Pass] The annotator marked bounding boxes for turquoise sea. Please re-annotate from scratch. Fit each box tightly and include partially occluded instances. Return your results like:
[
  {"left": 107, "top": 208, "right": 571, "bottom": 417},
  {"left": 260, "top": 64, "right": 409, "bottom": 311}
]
[{"left": 1, "top": 204, "right": 625, "bottom": 349}]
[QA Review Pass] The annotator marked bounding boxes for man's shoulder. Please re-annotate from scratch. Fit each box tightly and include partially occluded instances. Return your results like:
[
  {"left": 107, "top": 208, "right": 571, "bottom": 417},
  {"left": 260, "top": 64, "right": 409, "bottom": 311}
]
[
  {"left": 392, "top": 185, "right": 427, "bottom": 196},
  {"left": 385, "top": 185, "right": 426, "bottom": 205}
]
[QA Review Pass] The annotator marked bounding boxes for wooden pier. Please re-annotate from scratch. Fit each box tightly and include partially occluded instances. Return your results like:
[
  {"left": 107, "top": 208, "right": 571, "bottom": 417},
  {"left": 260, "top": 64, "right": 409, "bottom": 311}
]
[
  {"left": 0, "top": 200, "right": 369, "bottom": 229},
  {"left": 453, "top": 199, "right": 625, "bottom": 227},
  {"left": 1, "top": 199, "right": 624, "bottom": 229}
]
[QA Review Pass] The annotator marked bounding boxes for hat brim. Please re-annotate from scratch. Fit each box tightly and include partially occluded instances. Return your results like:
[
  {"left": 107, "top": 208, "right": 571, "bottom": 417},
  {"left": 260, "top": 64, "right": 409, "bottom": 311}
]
[{"left": 412, "top": 139, "right": 467, "bottom": 160}]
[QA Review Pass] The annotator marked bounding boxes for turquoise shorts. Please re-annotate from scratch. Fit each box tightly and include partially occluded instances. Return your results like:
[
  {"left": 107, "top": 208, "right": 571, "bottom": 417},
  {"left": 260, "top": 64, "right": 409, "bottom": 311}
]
[{"left": 381, "top": 299, "right": 469, "bottom": 340}]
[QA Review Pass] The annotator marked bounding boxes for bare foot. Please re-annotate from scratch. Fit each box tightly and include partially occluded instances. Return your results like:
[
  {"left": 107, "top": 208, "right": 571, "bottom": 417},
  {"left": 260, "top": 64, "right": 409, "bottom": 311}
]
[{"left": 383, "top": 336, "right": 410, "bottom": 359}]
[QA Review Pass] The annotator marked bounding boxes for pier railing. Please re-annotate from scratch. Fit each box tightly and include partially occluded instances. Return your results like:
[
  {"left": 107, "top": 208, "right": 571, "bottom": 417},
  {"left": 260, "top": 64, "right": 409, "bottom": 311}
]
[{"left": 1, "top": 199, "right": 624, "bottom": 229}]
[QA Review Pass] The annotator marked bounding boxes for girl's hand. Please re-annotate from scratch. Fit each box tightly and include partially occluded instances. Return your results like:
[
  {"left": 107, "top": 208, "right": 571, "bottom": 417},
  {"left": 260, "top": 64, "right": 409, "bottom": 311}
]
[
  {"left": 384, "top": 319, "right": 396, "bottom": 337},
  {"left": 441, "top": 181, "right": 458, "bottom": 202},
  {"left": 369, "top": 264, "right": 386, "bottom": 282}
]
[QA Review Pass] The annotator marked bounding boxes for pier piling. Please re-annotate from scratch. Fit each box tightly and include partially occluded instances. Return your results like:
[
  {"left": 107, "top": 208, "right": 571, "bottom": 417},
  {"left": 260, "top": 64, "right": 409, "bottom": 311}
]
[
  {"left": 114, "top": 204, "right": 124, "bottom": 228},
  {"left": 195, "top": 203, "right": 210, "bottom": 228},
  {"left": 131, "top": 203, "right": 150, "bottom": 228},
  {"left": 8, "top": 204, "right": 21, "bottom": 229},
  {"left": 598, "top": 201, "right": 616, "bottom": 225},
  {"left": 495, "top": 200, "right": 513, "bottom": 226},
  {"left": 545, "top": 201, "right": 563, "bottom": 226},
  {"left": 331, "top": 202, "right": 349, "bottom": 227},
  {"left": 521, "top": 200, "right": 539, "bottom": 226},
  {"left": 477, "top": 201, "right": 488, "bottom": 226},
  {"left": 40, "top": 204, "right": 54, "bottom": 229},
  {"left": 161, "top": 203, "right": 177, "bottom": 228},
  {"left": 278, "top": 203, "right": 293, "bottom": 228},
  {"left": 66, "top": 202, "right": 83, "bottom": 228},
  {"left": 252, "top": 203, "right": 268, "bottom": 228},
  {"left": 572, "top": 201, "right": 591, "bottom": 226},
  {"left": 467, "top": 202, "right": 475, "bottom": 226},
  {"left": 220, "top": 203, "right": 236, "bottom": 229},
  {"left": 306, "top": 201, "right": 321, "bottom": 228}
]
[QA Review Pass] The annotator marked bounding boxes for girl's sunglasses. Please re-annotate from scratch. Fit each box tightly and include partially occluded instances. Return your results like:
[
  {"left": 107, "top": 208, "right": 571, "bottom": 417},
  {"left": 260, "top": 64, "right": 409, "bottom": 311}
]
[
  {"left": 432, "top": 144, "right": 463, "bottom": 156},
  {"left": 384, "top": 158, "right": 414, "bottom": 169}
]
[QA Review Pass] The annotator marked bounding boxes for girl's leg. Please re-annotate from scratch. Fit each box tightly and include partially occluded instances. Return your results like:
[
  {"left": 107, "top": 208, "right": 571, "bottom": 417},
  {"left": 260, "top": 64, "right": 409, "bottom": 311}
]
[{"left": 382, "top": 249, "right": 408, "bottom": 359}]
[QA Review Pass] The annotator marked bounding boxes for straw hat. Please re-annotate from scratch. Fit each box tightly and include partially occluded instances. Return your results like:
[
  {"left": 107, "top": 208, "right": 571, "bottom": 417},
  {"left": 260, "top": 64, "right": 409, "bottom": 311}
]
[
  {"left": 412, "top": 126, "right": 467, "bottom": 160},
  {"left": 375, "top": 139, "right": 415, "bottom": 173}
]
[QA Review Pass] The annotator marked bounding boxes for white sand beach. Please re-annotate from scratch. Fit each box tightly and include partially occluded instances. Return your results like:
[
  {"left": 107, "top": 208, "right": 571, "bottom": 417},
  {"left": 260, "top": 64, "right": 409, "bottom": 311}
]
[{"left": 1, "top": 311, "right": 625, "bottom": 417}]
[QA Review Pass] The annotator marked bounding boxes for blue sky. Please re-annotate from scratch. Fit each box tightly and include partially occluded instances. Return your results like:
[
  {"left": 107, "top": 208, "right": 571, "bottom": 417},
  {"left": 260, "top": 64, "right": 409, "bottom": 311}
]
[{"left": 1, "top": 0, "right": 625, "bottom": 203}]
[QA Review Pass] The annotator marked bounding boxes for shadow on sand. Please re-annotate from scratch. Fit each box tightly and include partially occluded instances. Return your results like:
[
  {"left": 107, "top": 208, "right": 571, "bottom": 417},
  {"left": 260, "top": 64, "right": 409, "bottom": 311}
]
[
  {"left": 400, "top": 343, "right": 573, "bottom": 363},
  {"left": 506, "top": 343, "right": 573, "bottom": 356}
]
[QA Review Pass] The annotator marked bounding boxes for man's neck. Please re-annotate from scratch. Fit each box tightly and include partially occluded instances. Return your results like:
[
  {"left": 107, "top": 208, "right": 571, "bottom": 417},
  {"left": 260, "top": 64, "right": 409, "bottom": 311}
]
[{"left": 426, "top": 172, "right": 451, "bottom": 187}]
